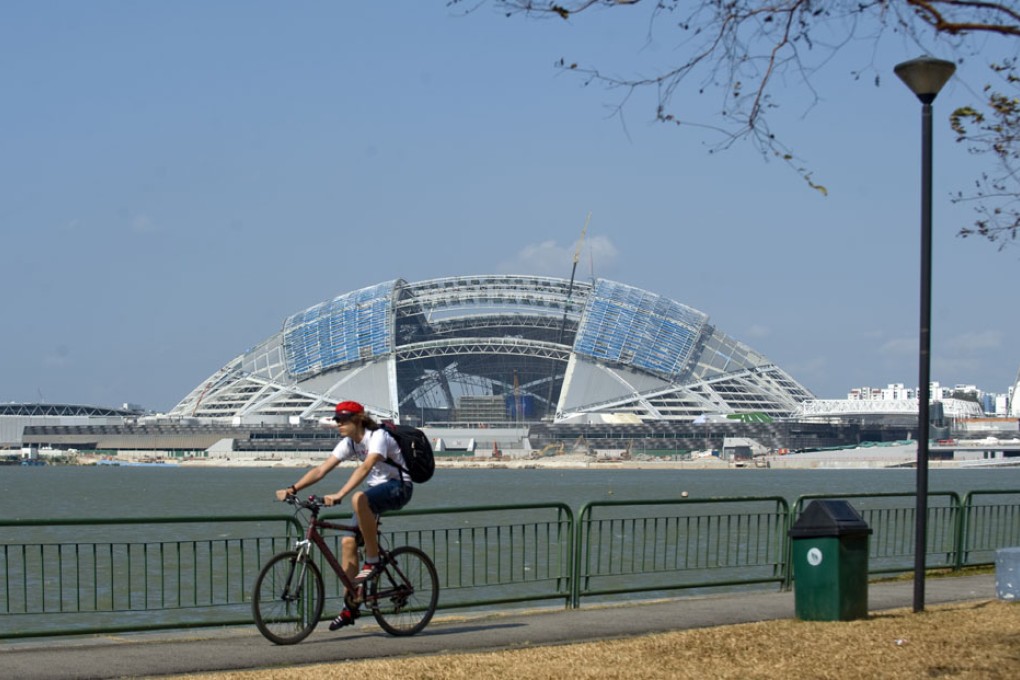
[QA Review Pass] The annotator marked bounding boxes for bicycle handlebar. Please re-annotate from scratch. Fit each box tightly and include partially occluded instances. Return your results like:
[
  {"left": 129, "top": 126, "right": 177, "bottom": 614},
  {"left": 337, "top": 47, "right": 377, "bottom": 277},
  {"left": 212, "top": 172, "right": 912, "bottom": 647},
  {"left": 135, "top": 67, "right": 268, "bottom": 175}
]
[
  {"left": 282, "top": 492, "right": 382, "bottom": 541},
  {"left": 284, "top": 493, "right": 325, "bottom": 512}
]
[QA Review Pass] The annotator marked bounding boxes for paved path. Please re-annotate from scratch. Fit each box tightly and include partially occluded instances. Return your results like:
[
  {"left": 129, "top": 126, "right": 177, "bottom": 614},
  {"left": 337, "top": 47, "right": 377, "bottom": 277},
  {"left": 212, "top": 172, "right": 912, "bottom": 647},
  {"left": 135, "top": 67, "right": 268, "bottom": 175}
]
[{"left": 0, "top": 574, "right": 995, "bottom": 679}]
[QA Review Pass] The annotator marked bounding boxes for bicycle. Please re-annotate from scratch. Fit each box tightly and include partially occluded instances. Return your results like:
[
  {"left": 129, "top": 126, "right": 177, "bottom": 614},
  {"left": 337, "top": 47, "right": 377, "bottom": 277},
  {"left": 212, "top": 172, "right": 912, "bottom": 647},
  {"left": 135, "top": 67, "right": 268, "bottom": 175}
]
[{"left": 252, "top": 494, "right": 439, "bottom": 645}]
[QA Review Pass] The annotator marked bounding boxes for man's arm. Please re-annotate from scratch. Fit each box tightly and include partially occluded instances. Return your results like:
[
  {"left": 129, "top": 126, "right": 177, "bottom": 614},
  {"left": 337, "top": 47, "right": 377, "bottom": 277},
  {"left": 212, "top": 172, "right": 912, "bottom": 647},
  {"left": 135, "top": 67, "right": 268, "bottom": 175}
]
[{"left": 275, "top": 456, "right": 341, "bottom": 501}]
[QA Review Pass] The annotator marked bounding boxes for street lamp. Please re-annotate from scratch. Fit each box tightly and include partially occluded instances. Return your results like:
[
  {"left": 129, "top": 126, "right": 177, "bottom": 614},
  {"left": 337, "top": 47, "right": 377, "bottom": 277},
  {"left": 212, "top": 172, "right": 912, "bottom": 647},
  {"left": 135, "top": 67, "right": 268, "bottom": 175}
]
[{"left": 894, "top": 55, "right": 955, "bottom": 614}]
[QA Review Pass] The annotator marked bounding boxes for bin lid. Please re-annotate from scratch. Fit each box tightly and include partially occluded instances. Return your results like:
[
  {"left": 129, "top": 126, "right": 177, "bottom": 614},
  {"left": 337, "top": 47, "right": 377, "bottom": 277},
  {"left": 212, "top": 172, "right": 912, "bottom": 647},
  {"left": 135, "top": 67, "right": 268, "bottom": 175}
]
[{"left": 788, "top": 499, "right": 872, "bottom": 538}]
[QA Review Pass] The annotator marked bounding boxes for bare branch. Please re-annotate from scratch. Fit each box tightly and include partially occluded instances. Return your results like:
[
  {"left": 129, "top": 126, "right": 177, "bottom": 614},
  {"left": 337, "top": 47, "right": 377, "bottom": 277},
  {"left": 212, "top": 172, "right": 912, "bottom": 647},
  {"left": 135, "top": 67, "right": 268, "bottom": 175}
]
[
  {"left": 463, "top": 0, "right": 1020, "bottom": 246},
  {"left": 905, "top": 0, "right": 1020, "bottom": 36}
]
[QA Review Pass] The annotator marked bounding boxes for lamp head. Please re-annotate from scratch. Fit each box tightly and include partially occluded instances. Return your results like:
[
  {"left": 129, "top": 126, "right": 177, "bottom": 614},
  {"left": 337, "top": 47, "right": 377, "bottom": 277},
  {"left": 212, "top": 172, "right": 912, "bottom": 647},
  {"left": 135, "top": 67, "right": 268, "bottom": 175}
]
[{"left": 894, "top": 57, "right": 956, "bottom": 104}]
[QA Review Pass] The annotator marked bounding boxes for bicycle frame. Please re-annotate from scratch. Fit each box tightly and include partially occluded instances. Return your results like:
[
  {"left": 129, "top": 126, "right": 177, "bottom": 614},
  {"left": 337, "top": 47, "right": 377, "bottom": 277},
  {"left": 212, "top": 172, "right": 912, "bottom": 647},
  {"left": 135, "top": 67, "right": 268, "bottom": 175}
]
[
  {"left": 294, "top": 509, "right": 364, "bottom": 595},
  {"left": 292, "top": 500, "right": 399, "bottom": 606}
]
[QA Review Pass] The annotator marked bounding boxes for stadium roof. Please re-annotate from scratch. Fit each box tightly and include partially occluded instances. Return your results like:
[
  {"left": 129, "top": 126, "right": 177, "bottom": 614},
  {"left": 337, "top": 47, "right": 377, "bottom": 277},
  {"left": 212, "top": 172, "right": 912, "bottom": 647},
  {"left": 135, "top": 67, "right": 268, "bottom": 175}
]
[
  {"left": 0, "top": 403, "right": 141, "bottom": 417},
  {"left": 170, "top": 275, "right": 814, "bottom": 424}
]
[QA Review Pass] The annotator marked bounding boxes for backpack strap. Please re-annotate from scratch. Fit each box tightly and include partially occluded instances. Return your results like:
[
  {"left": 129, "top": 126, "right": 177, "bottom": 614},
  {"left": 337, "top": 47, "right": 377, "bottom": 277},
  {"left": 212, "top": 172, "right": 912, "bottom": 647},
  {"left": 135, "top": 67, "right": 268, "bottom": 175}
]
[
  {"left": 381, "top": 457, "right": 412, "bottom": 480},
  {"left": 377, "top": 426, "right": 413, "bottom": 482},
  {"left": 344, "top": 432, "right": 404, "bottom": 474}
]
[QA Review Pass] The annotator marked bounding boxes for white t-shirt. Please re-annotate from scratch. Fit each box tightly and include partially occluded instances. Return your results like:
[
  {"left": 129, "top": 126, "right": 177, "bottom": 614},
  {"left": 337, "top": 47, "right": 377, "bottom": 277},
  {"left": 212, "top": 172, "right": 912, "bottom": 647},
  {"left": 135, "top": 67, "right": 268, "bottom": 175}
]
[{"left": 331, "top": 428, "right": 410, "bottom": 485}]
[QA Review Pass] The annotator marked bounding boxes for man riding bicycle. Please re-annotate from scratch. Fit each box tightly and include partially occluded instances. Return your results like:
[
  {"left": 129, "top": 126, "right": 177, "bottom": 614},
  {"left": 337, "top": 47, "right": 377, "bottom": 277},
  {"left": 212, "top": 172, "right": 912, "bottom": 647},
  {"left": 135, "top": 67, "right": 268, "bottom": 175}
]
[{"left": 275, "top": 400, "right": 413, "bottom": 630}]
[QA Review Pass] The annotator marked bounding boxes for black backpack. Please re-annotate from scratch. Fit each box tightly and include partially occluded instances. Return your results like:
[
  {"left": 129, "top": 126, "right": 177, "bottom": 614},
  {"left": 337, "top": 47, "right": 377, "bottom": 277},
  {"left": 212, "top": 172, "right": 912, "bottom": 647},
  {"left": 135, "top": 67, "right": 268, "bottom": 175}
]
[{"left": 380, "top": 422, "right": 435, "bottom": 484}]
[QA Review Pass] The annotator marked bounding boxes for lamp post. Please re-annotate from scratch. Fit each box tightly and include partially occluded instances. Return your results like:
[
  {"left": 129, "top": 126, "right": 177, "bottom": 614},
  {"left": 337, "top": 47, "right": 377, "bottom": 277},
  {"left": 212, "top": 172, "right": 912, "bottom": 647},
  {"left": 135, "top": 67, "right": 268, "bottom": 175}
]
[{"left": 894, "top": 55, "right": 955, "bottom": 614}]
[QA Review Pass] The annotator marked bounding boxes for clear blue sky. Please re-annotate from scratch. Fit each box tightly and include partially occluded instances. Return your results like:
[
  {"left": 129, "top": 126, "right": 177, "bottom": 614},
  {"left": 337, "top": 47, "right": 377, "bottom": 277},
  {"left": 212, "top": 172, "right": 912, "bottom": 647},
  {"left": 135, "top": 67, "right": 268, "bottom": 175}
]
[{"left": 3, "top": 2, "right": 1017, "bottom": 412}]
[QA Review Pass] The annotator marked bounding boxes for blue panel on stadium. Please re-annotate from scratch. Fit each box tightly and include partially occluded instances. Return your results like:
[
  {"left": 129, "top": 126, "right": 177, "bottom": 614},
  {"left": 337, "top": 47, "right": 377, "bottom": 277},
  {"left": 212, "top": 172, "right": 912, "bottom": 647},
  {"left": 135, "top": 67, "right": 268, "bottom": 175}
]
[
  {"left": 283, "top": 281, "right": 396, "bottom": 377},
  {"left": 573, "top": 280, "right": 707, "bottom": 380}
]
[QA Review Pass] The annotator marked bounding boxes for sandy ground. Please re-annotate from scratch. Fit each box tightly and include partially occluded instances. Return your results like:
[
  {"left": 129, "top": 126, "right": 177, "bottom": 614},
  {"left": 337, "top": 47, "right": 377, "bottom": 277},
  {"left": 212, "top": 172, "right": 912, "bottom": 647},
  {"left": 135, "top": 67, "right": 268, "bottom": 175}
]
[
  {"left": 88, "top": 451, "right": 910, "bottom": 470},
  {"left": 80, "top": 444, "right": 995, "bottom": 470},
  {"left": 152, "top": 598, "right": 1019, "bottom": 679}
]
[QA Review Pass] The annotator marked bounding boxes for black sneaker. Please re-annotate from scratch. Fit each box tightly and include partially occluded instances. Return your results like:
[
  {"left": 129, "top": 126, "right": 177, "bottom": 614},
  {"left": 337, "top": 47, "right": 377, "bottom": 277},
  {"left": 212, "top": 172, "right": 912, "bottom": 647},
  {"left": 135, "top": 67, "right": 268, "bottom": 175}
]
[{"left": 328, "top": 606, "right": 360, "bottom": 631}]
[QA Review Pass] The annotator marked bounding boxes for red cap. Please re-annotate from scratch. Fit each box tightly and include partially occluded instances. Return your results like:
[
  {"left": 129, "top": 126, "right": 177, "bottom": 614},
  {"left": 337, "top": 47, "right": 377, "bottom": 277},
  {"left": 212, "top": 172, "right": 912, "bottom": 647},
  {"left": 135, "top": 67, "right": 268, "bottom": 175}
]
[{"left": 334, "top": 401, "right": 364, "bottom": 416}]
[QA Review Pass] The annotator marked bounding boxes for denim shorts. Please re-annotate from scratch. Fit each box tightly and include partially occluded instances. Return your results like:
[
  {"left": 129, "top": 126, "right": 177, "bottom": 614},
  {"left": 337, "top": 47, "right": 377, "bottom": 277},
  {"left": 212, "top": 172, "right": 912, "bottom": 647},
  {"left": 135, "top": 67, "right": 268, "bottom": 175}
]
[{"left": 343, "top": 479, "right": 413, "bottom": 535}]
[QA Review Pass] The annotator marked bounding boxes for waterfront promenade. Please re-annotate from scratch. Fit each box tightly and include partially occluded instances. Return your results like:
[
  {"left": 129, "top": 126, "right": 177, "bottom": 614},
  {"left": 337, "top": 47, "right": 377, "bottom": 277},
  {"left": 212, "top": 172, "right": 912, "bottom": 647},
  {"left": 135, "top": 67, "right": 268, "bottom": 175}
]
[{"left": 0, "top": 573, "right": 995, "bottom": 679}]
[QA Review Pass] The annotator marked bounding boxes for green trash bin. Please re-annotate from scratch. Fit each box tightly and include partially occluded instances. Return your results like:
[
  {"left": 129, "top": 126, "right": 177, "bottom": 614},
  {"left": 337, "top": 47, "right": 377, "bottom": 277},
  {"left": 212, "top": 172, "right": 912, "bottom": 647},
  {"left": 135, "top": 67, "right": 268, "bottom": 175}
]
[{"left": 788, "top": 500, "right": 872, "bottom": 621}]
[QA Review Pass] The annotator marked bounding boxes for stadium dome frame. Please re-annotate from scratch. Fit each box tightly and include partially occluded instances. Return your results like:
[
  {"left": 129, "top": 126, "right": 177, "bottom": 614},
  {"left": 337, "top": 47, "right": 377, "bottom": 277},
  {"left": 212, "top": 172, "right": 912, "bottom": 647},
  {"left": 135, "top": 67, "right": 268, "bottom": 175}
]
[{"left": 169, "top": 275, "right": 813, "bottom": 424}]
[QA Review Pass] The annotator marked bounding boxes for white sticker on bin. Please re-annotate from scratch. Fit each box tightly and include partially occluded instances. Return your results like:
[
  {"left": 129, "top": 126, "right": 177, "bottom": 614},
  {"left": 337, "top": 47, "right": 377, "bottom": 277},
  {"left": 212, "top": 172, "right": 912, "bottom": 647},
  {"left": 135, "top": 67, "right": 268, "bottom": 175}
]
[{"left": 807, "top": 547, "right": 823, "bottom": 566}]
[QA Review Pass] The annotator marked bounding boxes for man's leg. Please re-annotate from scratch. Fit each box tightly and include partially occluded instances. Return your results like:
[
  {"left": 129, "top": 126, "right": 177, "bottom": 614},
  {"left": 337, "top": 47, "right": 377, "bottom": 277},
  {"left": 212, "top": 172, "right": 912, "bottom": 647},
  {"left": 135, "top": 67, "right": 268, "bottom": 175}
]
[
  {"left": 352, "top": 481, "right": 410, "bottom": 583},
  {"left": 340, "top": 535, "right": 358, "bottom": 582},
  {"left": 351, "top": 491, "right": 379, "bottom": 560},
  {"left": 329, "top": 534, "right": 362, "bottom": 630}
]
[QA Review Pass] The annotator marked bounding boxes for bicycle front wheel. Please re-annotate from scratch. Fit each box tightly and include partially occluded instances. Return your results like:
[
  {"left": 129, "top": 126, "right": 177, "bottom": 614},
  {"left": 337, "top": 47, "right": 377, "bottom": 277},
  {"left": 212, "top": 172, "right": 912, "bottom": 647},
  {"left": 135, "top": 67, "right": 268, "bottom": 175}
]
[
  {"left": 252, "top": 550, "right": 324, "bottom": 645},
  {"left": 368, "top": 545, "right": 439, "bottom": 636}
]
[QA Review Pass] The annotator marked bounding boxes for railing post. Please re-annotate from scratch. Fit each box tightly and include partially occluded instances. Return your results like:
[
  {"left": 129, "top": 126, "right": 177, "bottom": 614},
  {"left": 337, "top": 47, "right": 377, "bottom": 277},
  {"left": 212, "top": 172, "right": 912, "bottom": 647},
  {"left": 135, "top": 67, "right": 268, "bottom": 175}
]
[
  {"left": 562, "top": 505, "right": 575, "bottom": 610},
  {"left": 783, "top": 499, "right": 799, "bottom": 590},
  {"left": 571, "top": 503, "right": 591, "bottom": 609},
  {"left": 953, "top": 492, "right": 967, "bottom": 571}
]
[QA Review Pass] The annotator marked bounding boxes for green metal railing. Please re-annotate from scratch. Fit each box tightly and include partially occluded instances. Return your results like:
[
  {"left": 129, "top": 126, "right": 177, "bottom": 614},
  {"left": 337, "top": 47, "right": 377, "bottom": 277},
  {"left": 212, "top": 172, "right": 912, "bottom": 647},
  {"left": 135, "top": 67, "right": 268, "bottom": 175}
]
[
  {"left": 959, "top": 490, "right": 1020, "bottom": 568},
  {"left": 2, "top": 490, "right": 1019, "bottom": 639},
  {"left": 0, "top": 515, "right": 301, "bottom": 638},
  {"left": 0, "top": 504, "right": 575, "bottom": 638},
  {"left": 322, "top": 503, "right": 575, "bottom": 612},
  {"left": 792, "top": 492, "right": 963, "bottom": 577},
  {"left": 572, "top": 497, "right": 789, "bottom": 607}
]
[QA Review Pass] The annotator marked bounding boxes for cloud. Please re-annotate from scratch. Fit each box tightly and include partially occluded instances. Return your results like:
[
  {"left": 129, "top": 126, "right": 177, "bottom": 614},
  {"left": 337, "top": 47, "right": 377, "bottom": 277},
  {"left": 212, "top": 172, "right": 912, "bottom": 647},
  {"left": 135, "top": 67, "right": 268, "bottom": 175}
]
[
  {"left": 496, "top": 240, "right": 564, "bottom": 276},
  {"left": 946, "top": 330, "right": 1003, "bottom": 353},
  {"left": 130, "top": 214, "right": 159, "bottom": 234},
  {"left": 746, "top": 324, "right": 771, "bottom": 339},
  {"left": 881, "top": 331, "right": 1003, "bottom": 358},
  {"left": 496, "top": 235, "right": 618, "bottom": 277},
  {"left": 879, "top": 337, "right": 916, "bottom": 356},
  {"left": 783, "top": 355, "right": 828, "bottom": 389},
  {"left": 933, "top": 356, "right": 981, "bottom": 378},
  {"left": 43, "top": 344, "right": 72, "bottom": 368},
  {"left": 878, "top": 331, "right": 1006, "bottom": 388}
]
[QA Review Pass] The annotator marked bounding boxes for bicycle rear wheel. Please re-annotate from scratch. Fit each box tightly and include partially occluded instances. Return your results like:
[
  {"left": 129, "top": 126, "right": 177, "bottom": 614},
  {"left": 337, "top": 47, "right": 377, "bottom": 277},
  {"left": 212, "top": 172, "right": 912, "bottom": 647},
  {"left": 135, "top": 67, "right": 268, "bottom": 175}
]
[
  {"left": 368, "top": 545, "right": 439, "bottom": 636},
  {"left": 252, "top": 550, "right": 324, "bottom": 645}
]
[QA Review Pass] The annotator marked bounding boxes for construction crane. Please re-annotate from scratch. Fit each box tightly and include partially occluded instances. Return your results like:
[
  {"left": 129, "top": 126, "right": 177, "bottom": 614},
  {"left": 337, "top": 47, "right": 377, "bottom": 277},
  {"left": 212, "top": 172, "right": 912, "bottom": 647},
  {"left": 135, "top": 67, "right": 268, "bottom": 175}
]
[{"left": 544, "top": 212, "right": 591, "bottom": 418}]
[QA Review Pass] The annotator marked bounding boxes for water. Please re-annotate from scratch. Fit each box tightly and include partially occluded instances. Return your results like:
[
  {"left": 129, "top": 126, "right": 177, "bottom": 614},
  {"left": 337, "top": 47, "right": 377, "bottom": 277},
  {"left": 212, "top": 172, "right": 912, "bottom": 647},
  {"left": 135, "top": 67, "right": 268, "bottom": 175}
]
[
  {"left": 2, "top": 464, "right": 1019, "bottom": 521},
  {"left": 2, "top": 465, "right": 1017, "bottom": 637}
]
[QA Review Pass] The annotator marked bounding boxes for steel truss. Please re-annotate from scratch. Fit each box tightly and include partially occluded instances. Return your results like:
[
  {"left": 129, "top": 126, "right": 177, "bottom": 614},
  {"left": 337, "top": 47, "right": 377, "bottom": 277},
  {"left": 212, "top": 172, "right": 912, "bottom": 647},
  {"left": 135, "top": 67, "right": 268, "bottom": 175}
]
[{"left": 171, "top": 274, "right": 813, "bottom": 424}]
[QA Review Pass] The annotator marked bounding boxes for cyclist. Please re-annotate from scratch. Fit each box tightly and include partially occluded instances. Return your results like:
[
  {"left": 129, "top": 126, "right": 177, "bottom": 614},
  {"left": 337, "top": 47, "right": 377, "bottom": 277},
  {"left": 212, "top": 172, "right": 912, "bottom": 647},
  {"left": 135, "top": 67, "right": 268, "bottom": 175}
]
[{"left": 275, "top": 400, "right": 413, "bottom": 630}]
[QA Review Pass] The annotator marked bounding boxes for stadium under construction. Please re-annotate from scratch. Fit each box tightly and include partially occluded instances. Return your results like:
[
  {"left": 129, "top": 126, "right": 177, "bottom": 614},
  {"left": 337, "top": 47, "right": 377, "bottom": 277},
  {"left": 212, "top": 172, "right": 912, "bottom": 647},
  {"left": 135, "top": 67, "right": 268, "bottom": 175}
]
[{"left": 6, "top": 275, "right": 998, "bottom": 459}]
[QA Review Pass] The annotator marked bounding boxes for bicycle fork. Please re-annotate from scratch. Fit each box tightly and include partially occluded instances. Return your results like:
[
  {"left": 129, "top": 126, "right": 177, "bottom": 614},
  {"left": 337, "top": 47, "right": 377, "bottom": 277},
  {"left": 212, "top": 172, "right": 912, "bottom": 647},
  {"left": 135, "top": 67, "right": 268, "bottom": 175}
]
[{"left": 282, "top": 540, "right": 313, "bottom": 602}]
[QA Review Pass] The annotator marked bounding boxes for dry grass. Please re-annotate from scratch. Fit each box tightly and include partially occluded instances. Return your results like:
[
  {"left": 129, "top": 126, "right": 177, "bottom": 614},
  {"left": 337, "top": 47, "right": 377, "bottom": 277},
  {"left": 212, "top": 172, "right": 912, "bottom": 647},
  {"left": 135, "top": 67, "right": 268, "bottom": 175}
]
[{"left": 162, "top": 600, "right": 1020, "bottom": 680}]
